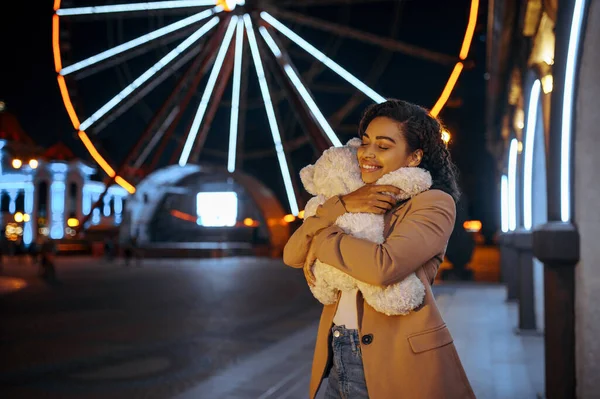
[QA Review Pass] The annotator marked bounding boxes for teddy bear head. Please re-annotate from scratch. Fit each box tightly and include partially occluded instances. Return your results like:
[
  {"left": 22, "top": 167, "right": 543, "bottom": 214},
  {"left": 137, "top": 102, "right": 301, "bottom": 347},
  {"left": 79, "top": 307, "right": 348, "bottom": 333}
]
[{"left": 300, "top": 138, "right": 363, "bottom": 198}]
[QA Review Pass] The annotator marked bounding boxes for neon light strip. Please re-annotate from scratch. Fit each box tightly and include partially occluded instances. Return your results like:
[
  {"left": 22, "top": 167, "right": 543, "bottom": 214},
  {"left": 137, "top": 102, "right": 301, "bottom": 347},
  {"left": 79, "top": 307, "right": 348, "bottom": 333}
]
[
  {"left": 179, "top": 16, "right": 238, "bottom": 166},
  {"left": 78, "top": 131, "right": 115, "bottom": 177},
  {"left": 260, "top": 12, "right": 385, "bottom": 104},
  {"left": 52, "top": 15, "right": 62, "bottom": 72},
  {"left": 60, "top": 9, "right": 218, "bottom": 76},
  {"left": 431, "top": 0, "right": 478, "bottom": 116},
  {"left": 53, "top": 2, "right": 134, "bottom": 193},
  {"left": 459, "top": 0, "right": 479, "bottom": 60},
  {"left": 133, "top": 107, "right": 179, "bottom": 170},
  {"left": 259, "top": 27, "right": 342, "bottom": 147},
  {"left": 507, "top": 138, "right": 518, "bottom": 231},
  {"left": 501, "top": 174, "right": 509, "bottom": 233},
  {"left": 115, "top": 176, "right": 136, "bottom": 194},
  {"left": 228, "top": 19, "right": 245, "bottom": 173},
  {"left": 430, "top": 62, "right": 464, "bottom": 117},
  {"left": 245, "top": 15, "right": 299, "bottom": 215},
  {"left": 57, "top": 76, "right": 81, "bottom": 128},
  {"left": 57, "top": 0, "right": 217, "bottom": 16},
  {"left": 523, "top": 79, "right": 541, "bottom": 230},
  {"left": 561, "top": 0, "right": 587, "bottom": 222},
  {"left": 80, "top": 17, "right": 219, "bottom": 132}
]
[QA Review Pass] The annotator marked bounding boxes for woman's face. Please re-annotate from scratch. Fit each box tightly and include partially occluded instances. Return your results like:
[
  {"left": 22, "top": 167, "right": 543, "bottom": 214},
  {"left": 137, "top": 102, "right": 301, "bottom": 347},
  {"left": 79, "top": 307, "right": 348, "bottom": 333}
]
[{"left": 357, "top": 116, "right": 422, "bottom": 184}]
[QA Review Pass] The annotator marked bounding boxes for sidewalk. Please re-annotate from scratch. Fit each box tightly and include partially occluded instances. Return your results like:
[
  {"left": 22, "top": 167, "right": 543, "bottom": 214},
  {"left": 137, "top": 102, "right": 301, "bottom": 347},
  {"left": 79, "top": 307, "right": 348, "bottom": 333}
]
[{"left": 176, "top": 283, "right": 544, "bottom": 399}]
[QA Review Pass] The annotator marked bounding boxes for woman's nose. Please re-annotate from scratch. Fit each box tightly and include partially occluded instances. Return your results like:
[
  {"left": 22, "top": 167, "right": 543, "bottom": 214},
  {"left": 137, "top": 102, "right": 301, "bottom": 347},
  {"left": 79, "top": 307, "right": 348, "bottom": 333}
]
[{"left": 362, "top": 146, "right": 376, "bottom": 158}]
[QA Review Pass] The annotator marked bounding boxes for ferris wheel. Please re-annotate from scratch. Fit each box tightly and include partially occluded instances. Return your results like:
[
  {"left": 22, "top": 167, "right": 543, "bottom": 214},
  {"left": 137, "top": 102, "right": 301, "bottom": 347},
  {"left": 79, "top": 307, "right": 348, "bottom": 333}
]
[{"left": 52, "top": 0, "right": 478, "bottom": 217}]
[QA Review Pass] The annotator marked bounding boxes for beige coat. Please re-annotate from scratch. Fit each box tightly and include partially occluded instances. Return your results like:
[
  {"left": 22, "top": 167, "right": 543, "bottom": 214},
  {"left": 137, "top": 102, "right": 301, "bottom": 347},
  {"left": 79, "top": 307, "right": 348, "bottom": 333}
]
[{"left": 283, "top": 189, "right": 475, "bottom": 399}]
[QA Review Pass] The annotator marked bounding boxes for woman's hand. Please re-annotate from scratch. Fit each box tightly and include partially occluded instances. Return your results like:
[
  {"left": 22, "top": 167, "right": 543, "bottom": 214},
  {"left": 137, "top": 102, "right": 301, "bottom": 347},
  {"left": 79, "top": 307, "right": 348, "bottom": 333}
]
[
  {"left": 303, "top": 240, "right": 318, "bottom": 287},
  {"left": 340, "top": 185, "right": 402, "bottom": 214}
]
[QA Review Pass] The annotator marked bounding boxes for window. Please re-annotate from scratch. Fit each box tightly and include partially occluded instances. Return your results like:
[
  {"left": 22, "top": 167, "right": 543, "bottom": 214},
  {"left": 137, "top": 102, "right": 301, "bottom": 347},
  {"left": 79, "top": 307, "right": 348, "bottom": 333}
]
[
  {"left": 0, "top": 192, "right": 10, "bottom": 213},
  {"left": 69, "top": 182, "right": 78, "bottom": 215},
  {"left": 15, "top": 191, "right": 25, "bottom": 213},
  {"left": 37, "top": 181, "right": 48, "bottom": 216}
]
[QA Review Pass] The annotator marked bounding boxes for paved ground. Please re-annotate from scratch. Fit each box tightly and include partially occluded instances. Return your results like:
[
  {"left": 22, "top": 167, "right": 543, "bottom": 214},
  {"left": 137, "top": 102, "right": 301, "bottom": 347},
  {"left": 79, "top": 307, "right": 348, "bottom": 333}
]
[{"left": 0, "top": 254, "right": 543, "bottom": 399}]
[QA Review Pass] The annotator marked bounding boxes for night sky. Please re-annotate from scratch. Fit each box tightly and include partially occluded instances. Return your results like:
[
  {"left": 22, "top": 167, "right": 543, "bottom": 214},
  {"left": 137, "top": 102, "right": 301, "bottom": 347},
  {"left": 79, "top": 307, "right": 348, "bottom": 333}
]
[{"left": 1, "top": 1, "right": 496, "bottom": 235}]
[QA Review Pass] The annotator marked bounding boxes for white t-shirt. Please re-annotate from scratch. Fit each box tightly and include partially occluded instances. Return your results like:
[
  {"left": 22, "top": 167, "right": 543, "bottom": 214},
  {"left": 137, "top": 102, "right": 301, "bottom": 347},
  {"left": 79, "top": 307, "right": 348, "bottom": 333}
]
[{"left": 333, "top": 288, "right": 359, "bottom": 329}]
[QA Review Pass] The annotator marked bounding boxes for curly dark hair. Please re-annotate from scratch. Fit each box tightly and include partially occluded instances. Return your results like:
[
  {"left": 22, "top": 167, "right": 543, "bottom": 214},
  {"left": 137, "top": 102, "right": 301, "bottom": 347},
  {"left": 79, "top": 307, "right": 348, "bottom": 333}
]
[{"left": 358, "top": 99, "right": 461, "bottom": 202}]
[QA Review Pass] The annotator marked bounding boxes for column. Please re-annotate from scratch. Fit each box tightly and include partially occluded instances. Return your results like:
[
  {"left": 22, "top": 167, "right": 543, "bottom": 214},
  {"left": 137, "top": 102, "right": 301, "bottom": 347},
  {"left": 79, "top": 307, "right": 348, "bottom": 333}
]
[
  {"left": 498, "top": 232, "right": 519, "bottom": 301},
  {"left": 533, "top": 222, "right": 578, "bottom": 399},
  {"left": 23, "top": 183, "right": 34, "bottom": 245},
  {"left": 8, "top": 189, "right": 17, "bottom": 214},
  {"left": 513, "top": 228, "right": 540, "bottom": 334},
  {"left": 114, "top": 195, "right": 123, "bottom": 225},
  {"left": 50, "top": 169, "right": 66, "bottom": 239},
  {"left": 103, "top": 193, "right": 111, "bottom": 217}
]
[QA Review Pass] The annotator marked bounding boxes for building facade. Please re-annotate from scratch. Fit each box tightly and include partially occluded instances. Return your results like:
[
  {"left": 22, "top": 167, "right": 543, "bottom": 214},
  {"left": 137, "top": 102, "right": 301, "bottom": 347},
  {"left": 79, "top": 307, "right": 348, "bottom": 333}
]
[
  {"left": 0, "top": 107, "right": 128, "bottom": 245},
  {"left": 487, "top": 0, "right": 599, "bottom": 397}
]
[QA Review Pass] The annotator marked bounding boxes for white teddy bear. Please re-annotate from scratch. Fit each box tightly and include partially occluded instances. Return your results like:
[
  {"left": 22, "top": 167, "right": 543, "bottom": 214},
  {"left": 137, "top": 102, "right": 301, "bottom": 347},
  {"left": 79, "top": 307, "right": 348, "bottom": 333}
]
[{"left": 300, "top": 138, "right": 432, "bottom": 316}]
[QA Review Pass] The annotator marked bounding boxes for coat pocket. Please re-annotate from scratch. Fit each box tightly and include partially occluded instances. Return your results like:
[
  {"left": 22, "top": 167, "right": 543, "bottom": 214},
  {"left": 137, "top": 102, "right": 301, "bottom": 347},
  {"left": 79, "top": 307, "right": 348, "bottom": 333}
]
[{"left": 407, "top": 324, "right": 454, "bottom": 354}]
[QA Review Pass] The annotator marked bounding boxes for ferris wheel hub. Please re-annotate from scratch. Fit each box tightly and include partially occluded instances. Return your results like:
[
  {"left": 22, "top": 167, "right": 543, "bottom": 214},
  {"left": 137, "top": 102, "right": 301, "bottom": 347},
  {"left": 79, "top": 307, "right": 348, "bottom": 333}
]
[{"left": 217, "top": 0, "right": 245, "bottom": 12}]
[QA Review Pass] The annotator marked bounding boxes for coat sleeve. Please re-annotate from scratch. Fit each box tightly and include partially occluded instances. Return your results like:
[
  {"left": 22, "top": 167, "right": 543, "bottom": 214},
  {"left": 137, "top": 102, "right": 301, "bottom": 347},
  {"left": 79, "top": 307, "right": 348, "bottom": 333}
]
[
  {"left": 282, "top": 196, "right": 347, "bottom": 269},
  {"left": 313, "top": 190, "right": 456, "bottom": 286}
]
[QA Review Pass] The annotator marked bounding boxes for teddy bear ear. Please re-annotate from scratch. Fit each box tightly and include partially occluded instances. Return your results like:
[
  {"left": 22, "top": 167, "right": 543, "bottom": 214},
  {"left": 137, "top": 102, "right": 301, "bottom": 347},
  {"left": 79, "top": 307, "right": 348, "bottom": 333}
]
[
  {"left": 346, "top": 138, "right": 362, "bottom": 148},
  {"left": 300, "top": 164, "right": 317, "bottom": 195}
]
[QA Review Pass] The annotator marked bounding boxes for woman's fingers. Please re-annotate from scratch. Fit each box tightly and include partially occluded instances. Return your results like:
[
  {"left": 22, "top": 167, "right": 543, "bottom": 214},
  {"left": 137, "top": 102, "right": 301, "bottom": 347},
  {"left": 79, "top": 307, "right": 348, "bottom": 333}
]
[
  {"left": 304, "top": 261, "right": 316, "bottom": 287},
  {"left": 375, "top": 193, "right": 396, "bottom": 206},
  {"left": 373, "top": 185, "right": 402, "bottom": 195}
]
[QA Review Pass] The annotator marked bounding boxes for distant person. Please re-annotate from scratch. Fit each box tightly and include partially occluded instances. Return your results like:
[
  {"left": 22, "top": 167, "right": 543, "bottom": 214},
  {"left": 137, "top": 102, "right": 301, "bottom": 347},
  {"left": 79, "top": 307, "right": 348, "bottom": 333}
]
[
  {"left": 283, "top": 100, "right": 474, "bottom": 398},
  {"left": 15, "top": 237, "right": 25, "bottom": 265},
  {"left": 131, "top": 234, "right": 143, "bottom": 267},
  {"left": 39, "top": 237, "right": 57, "bottom": 282},
  {"left": 104, "top": 237, "right": 115, "bottom": 263},
  {"left": 29, "top": 238, "right": 40, "bottom": 265},
  {"left": 123, "top": 237, "right": 133, "bottom": 267}
]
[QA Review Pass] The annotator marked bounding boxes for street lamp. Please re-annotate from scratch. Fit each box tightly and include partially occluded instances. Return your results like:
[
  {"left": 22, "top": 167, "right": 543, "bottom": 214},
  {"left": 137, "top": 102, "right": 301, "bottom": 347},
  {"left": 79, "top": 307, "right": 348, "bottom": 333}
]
[
  {"left": 12, "top": 159, "right": 22, "bottom": 169},
  {"left": 29, "top": 159, "right": 39, "bottom": 169}
]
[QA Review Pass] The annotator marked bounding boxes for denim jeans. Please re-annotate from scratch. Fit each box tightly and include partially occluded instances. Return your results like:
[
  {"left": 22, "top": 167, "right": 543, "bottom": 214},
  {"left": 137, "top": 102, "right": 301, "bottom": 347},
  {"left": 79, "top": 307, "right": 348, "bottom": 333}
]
[{"left": 324, "top": 325, "right": 370, "bottom": 399}]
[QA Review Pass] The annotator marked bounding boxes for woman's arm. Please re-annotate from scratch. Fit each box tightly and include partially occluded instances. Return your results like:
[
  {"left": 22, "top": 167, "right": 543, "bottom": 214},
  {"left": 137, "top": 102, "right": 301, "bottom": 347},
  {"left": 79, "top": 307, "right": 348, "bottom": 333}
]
[
  {"left": 312, "top": 190, "right": 456, "bottom": 285},
  {"left": 282, "top": 196, "right": 347, "bottom": 268}
]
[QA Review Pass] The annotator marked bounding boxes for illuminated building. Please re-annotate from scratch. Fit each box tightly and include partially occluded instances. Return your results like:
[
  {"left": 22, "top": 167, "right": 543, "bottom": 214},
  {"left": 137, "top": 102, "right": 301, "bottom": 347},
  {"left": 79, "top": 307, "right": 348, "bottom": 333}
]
[{"left": 0, "top": 106, "right": 128, "bottom": 244}]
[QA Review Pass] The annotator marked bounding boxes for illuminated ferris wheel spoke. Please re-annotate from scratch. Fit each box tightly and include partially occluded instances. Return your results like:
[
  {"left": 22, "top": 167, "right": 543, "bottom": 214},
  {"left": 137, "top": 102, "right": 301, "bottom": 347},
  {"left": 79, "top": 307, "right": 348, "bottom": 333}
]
[
  {"left": 94, "top": 40, "right": 204, "bottom": 134},
  {"left": 78, "top": 17, "right": 219, "bottom": 132},
  {"left": 279, "top": 0, "right": 392, "bottom": 6},
  {"left": 266, "top": 8, "right": 456, "bottom": 66},
  {"left": 179, "top": 16, "right": 238, "bottom": 167},
  {"left": 260, "top": 12, "right": 386, "bottom": 104},
  {"left": 227, "top": 19, "right": 245, "bottom": 173},
  {"left": 259, "top": 26, "right": 342, "bottom": 148},
  {"left": 244, "top": 14, "right": 299, "bottom": 216},
  {"left": 60, "top": 9, "right": 219, "bottom": 77},
  {"left": 56, "top": 0, "right": 218, "bottom": 17}
]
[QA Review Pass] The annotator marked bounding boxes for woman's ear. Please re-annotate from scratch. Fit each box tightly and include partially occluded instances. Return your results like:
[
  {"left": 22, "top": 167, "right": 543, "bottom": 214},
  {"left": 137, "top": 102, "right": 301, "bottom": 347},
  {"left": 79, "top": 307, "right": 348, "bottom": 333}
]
[{"left": 408, "top": 149, "right": 423, "bottom": 167}]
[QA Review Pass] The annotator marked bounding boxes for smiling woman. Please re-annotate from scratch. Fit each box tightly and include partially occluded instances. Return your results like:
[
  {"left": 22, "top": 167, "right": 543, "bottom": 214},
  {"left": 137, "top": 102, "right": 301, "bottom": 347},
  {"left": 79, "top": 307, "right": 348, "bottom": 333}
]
[{"left": 284, "top": 99, "right": 471, "bottom": 399}]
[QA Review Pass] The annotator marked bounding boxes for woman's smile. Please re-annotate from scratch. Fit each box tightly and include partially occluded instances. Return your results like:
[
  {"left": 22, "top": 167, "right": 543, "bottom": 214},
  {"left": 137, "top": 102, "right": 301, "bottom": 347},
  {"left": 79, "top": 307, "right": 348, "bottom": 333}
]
[{"left": 359, "top": 162, "right": 383, "bottom": 173}]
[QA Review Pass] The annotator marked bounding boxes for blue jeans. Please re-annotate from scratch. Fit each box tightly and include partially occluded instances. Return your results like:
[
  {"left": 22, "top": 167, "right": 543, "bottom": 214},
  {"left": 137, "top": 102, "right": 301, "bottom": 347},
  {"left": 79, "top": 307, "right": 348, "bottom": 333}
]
[{"left": 324, "top": 325, "right": 369, "bottom": 399}]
